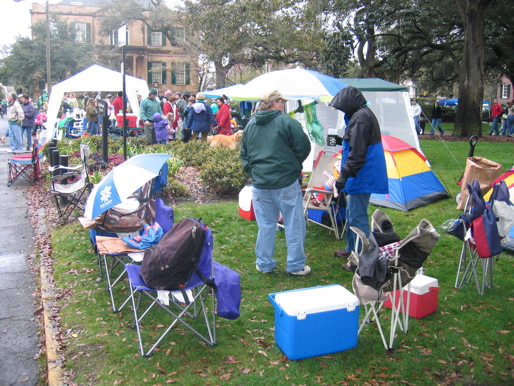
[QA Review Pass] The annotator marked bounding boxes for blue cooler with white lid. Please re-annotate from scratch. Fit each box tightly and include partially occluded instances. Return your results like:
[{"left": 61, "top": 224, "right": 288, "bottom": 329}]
[{"left": 269, "top": 284, "right": 359, "bottom": 360}]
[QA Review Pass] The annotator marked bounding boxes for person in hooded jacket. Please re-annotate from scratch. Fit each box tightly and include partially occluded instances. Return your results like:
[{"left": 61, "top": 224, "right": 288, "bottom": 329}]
[
  {"left": 186, "top": 93, "right": 217, "bottom": 142},
  {"left": 331, "top": 86, "right": 388, "bottom": 271},
  {"left": 153, "top": 112, "right": 169, "bottom": 144},
  {"left": 240, "top": 90, "right": 312, "bottom": 276},
  {"left": 215, "top": 96, "right": 232, "bottom": 135}
]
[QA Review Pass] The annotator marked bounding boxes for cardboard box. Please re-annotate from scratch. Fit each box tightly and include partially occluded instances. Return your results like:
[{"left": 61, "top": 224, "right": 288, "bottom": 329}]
[
  {"left": 269, "top": 285, "right": 359, "bottom": 360},
  {"left": 238, "top": 185, "right": 255, "bottom": 221},
  {"left": 116, "top": 114, "right": 138, "bottom": 128},
  {"left": 384, "top": 275, "right": 440, "bottom": 319}
]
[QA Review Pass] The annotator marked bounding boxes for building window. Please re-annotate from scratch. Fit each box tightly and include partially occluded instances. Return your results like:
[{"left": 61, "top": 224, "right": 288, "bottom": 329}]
[
  {"left": 148, "top": 62, "right": 166, "bottom": 85},
  {"left": 171, "top": 62, "right": 190, "bottom": 86},
  {"left": 501, "top": 84, "right": 511, "bottom": 99},
  {"left": 147, "top": 29, "right": 165, "bottom": 46},
  {"left": 72, "top": 22, "right": 91, "bottom": 44},
  {"left": 172, "top": 27, "right": 185, "bottom": 43}
]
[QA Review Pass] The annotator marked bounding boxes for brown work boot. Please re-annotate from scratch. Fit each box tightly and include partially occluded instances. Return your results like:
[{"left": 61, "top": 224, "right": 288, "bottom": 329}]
[{"left": 334, "top": 249, "right": 351, "bottom": 258}]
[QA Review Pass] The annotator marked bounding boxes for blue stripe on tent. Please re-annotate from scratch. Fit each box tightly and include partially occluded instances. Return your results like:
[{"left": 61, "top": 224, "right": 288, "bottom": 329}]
[{"left": 370, "top": 170, "right": 450, "bottom": 211}]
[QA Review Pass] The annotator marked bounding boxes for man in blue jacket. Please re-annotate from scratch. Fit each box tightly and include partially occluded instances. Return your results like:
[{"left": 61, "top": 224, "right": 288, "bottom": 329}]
[
  {"left": 186, "top": 93, "right": 217, "bottom": 142},
  {"left": 240, "top": 90, "right": 312, "bottom": 275},
  {"left": 331, "top": 86, "right": 388, "bottom": 271}
]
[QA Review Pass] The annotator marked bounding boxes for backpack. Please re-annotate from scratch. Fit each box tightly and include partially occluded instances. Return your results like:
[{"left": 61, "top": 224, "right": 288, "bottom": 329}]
[{"left": 140, "top": 218, "right": 206, "bottom": 293}]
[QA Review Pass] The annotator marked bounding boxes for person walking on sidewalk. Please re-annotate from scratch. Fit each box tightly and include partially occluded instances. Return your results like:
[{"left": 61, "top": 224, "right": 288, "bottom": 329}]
[
  {"left": 430, "top": 101, "right": 445, "bottom": 135},
  {"left": 489, "top": 99, "right": 503, "bottom": 135},
  {"left": 6, "top": 93, "right": 25, "bottom": 152},
  {"left": 330, "top": 86, "right": 388, "bottom": 271},
  {"left": 19, "top": 95, "right": 36, "bottom": 150},
  {"left": 240, "top": 90, "right": 312, "bottom": 276}
]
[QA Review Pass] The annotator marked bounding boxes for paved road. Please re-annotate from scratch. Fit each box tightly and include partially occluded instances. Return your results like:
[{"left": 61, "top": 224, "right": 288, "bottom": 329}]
[{"left": 0, "top": 118, "right": 40, "bottom": 385}]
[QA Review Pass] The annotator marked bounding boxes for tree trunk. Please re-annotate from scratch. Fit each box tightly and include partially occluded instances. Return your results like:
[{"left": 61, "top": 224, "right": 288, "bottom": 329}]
[{"left": 453, "top": 0, "right": 492, "bottom": 137}]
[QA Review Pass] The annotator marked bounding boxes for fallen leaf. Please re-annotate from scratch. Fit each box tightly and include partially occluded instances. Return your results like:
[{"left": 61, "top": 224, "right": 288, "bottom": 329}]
[
  {"left": 497, "top": 330, "right": 510, "bottom": 334},
  {"left": 258, "top": 350, "right": 268, "bottom": 357}
]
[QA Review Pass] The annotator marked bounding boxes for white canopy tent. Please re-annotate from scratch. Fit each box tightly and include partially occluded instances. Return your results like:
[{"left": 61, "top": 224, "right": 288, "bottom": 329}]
[{"left": 42, "top": 64, "right": 149, "bottom": 144}]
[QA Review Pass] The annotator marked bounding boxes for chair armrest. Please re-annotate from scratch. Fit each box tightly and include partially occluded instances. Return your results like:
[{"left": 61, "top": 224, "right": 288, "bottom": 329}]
[{"left": 49, "top": 164, "right": 82, "bottom": 173}]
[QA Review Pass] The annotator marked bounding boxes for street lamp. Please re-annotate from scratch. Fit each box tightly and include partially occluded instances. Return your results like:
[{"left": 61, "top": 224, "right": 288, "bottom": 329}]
[{"left": 118, "top": 25, "right": 128, "bottom": 160}]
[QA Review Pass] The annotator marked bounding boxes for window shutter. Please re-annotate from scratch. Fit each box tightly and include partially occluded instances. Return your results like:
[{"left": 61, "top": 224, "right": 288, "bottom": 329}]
[
  {"left": 162, "top": 63, "right": 167, "bottom": 85},
  {"left": 86, "top": 23, "right": 92, "bottom": 44},
  {"left": 507, "top": 84, "right": 511, "bottom": 99},
  {"left": 171, "top": 63, "right": 176, "bottom": 85},
  {"left": 161, "top": 33, "right": 166, "bottom": 46},
  {"left": 148, "top": 62, "right": 153, "bottom": 84},
  {"left": 147, "top": 28, "right": 151, "bottom": 45},
  {"left": 185, "top": 62, "right": 190, "bottom": 85}
]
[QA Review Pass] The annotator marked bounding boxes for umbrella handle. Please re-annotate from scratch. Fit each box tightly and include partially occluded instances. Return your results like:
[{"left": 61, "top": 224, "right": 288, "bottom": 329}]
[{"left": 468, "top": 135, "right": 478, "bottom": 158}]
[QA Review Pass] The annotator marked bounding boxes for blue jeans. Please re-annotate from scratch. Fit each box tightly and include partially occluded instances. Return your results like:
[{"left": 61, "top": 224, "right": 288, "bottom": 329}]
[
  {"left": 489, "top": 116, "right": 501, "bottom": 134},
  {"left": 430, "top": 118, "right": 444, "bottom": 134},
  {"left": 21, "top": 125, "right": 33, "bottom": 149},
  {"left": 414, "top": 116, "right": 422, "bottom": 134},
  {"left": 87, "top": 121, "right": 99, "bottom": 135},
  {"left": 252, "top": 180, "right": 307, "bottom": 273},
  {"left": 507, "top": 115, "right": 514, "bottom": 135},
  {"left": 345, "top": 193, "right": 371, "bottom": 253},
  {"left": 9, "top": 123, "right": 23, "bottom": 151}
]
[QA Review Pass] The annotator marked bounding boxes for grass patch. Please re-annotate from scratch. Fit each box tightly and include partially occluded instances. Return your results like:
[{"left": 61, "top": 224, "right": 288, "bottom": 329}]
[{"left": 50, "top": 140, "right": 514, "bottom": 385}]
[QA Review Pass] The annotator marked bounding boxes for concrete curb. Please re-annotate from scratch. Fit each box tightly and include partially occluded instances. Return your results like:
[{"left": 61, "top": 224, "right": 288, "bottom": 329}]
[{"left": 37, "top": 207, "right": 65, "bottom": 385}]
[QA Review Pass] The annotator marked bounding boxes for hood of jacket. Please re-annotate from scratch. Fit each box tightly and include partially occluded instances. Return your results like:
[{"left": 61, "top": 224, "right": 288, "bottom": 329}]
[
  {"left": 330, "top": 86, "right": 367, "bottom": 119},
  {"left": 192, "top": 101, "right": 206, "bottom": 114},
  {"left": 253, "top": 109, "right": 282, "bottom": 125},
  {"left": 153, "top": 112, "right": 162, "bottom": 123}
]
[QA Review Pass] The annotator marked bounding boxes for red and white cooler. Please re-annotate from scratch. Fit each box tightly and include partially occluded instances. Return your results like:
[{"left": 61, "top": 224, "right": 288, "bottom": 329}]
[
  {"left": 384, "top": 274, "right": 440, "bottom": 319},
  {"left": 238, "top": 185, "right": 255, "bottom": 221}
]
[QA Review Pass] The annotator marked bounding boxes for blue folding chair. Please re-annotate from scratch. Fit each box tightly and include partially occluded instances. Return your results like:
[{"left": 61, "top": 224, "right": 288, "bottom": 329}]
[{"left": 125, "top": 226, "right": 216, "bottom": 357}]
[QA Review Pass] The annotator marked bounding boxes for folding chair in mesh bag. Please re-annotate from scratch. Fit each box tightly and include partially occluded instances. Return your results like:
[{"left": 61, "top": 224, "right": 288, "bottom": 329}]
[
  {"left": 7, "top": 140, "right": 41, "bottom": 187},
  {"left": 93, "top": 197, "right": 174, "bottom": 313},
  {"left": 303, "top": 150, "right": 346, "bottom": 239},
  {"left": 350, "top": 212, "right": 440, "bottom": 350},
  {"left": 125, "top": 224, "right": 216, "bottom": 357},
  {"left": 49, "top": 143, "right": 92, "bottom": 223},
  {"left": 455, "top": 179, "right": 505, "bottom": 294}
]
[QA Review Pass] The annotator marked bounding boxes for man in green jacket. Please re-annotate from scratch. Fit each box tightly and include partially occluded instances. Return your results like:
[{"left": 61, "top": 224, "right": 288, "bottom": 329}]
[
  {"left": 140, "top": 88, "right": 162, "bottom": 144},
  {"left": 240, "top": 90, "right": 311, "bottom": 275}
]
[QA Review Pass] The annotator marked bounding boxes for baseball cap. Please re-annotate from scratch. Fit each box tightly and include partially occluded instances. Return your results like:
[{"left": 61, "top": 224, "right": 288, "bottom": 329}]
[
  {"left": 259, "top": 90, "right": 289, "bottom": 103},
  {"left": 149, "top": 88, "right": 158, "bottom": 95}
]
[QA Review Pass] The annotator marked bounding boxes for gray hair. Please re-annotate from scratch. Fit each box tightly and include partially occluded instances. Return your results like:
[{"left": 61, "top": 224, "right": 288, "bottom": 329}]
[{"left": 257, "top": 101, "right": 274, "bottom": 111}]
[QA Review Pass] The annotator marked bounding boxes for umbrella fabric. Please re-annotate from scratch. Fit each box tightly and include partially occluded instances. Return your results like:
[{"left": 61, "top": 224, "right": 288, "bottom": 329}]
[
  {"left": 217, "top": 68, "right": 347, "bottom": 101},
  {"left": 84, "top": 154, "right": 171, "bottom": 220}
]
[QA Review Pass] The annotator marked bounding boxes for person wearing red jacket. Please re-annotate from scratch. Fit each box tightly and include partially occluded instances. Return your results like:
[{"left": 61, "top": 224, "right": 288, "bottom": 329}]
[
  {"left": 489, "top": 99, "right": 503, "bottom": 135},
  {"left": 112, "top": 92, "right": 124, "bottom": 113},
  {"left": 163, "top": 95, "right": 179, "bottom": 139},
  {"left": 215, "top": 97, "right": 232, "bottom": 135}
]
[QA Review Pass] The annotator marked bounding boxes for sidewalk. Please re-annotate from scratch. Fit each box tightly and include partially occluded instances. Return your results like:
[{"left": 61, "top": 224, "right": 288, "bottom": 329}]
[{"left": 0, "top": 118, "right": 40, "bottom": 385}]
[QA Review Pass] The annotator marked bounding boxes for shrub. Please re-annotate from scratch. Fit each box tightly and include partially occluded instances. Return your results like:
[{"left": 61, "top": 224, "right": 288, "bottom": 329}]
[
  {"left": 170, "top": 140, "right": 210, "bottom": 166},
  {"left": 164, "top": 178, "right": 190, "bottom": 197},
  {"left": 200, "top": 147, "right": 249, "bottom": 195}
]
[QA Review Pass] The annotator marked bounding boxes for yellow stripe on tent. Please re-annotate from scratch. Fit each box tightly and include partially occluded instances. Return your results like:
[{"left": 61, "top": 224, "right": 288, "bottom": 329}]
[{"left": 391, "top": 149, "right": 430, "bottom": 177}]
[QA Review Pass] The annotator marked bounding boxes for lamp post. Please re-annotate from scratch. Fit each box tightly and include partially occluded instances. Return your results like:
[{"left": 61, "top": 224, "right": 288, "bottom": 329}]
[{"left": 118, "top": 25, "right": 128, "bottom": 160}]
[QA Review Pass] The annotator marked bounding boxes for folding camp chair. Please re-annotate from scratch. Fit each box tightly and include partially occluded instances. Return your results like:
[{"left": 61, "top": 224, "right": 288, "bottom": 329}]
[
  {"left": 49, "top": 143, "right": 92, "bottom": 223},
  {"left": 455, "top": 180, "right": 503, "bottom": 295},
  {"left": 7, "top": 140, "right": 41, "bottom": 187},
  {"left": 125, "top": 225, "right": 216, "bottom": 357},
  {"left": 350, "top": 210, "right": 440, "bottom": 350},
  {"left": 303, "top": 150, "right": 346, "bottom": 239},
  {"left": 94, "top": 197, "right": 174, "bottom": 313}
]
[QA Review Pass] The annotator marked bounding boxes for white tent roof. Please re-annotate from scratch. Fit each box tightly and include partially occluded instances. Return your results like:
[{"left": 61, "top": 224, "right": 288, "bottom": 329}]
[{"left": 43, "top": 64, "right": 149, "bottom": 143}]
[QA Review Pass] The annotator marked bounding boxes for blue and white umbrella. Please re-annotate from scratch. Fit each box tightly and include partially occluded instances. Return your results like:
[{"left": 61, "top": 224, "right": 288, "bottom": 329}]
[
  {"left": 217, "top": 68, "right": 347, "bottom": 102},
  {"left": 84, "top": 153, "right": 171, "bottom": 220}
]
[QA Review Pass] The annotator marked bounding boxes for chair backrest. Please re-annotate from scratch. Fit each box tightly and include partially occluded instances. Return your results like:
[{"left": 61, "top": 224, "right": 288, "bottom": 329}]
[
  {"left": 79, "top": 143, "right": 90, "bottom": 171},
  {"left": 306, "top": 150, "right": 341, "bottom": 190}
]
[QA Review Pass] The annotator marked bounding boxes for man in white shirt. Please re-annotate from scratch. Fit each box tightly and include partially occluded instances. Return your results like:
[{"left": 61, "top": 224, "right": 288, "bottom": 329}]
[{"left": 412, "top": 99, "right": 422, "bottom": 135}]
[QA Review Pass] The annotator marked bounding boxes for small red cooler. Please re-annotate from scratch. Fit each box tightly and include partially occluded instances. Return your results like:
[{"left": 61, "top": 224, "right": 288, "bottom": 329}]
[
  {"left": 238, "top": 185, "right": 255, "bottom": 221},
  {"left": 116, "top": 113, "right": 138, "bottom": 128},
  {"left": 384, "top": 275, "right": 440, "bottom": 319}
]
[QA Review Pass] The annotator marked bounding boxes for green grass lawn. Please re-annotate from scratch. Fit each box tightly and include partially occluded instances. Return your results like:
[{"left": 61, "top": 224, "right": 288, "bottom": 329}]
[{"left": 50, "top": 139, "right": 514, "bottom": 385}]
